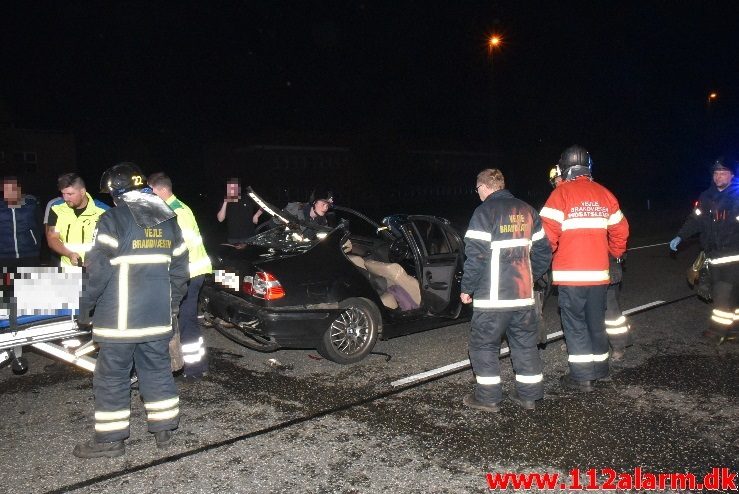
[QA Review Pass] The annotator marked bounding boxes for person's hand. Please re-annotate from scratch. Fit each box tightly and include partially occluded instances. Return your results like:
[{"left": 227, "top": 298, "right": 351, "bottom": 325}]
[
  {"left": 77, "top": 311, "right": 92, "bottom": 330},
  {"left": 68, "top": 252, "right": 82, "bottom": 266},
  {"left": 460, "top": 293, "right": 472, "bottom": 304},
  {"left": 669, "top": 236, "right": 682, "bottom": 252}
]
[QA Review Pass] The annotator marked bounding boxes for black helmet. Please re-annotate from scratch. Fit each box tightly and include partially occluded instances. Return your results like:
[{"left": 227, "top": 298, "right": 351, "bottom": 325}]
[
  {"left": 100, "top": 162, "right": 147, "bottom": 197},
  {"left": 309, "top": 188, "right": 334, "bottom": 204},
  {"left": 557, "top": 145, "right": 593, "bottom": 180},
  {"left": 711, "top": 157, "right": 732, "bottom": 173}
]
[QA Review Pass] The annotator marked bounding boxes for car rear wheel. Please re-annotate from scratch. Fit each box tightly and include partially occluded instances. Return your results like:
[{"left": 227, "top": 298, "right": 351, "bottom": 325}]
[{"left": 317, "top": 297, "right": 380, "bottom": 364}]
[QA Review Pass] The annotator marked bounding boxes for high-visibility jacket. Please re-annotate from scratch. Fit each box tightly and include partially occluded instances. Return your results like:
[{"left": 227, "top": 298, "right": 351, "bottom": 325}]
[
  {"left": 165, "top": 195, "right": 212, "bottom": 278},
  {"left": 540, "top": 176, "right": 629, "bottom": 286},
  {"left": 462, "top": 189, "right": 552, "bottom": 310},
  {"left": 50, "top": 193, "right": 109, "bottom": 265},
  {"left": 80, "top": 198, "right": 189, "bottom": 343}
]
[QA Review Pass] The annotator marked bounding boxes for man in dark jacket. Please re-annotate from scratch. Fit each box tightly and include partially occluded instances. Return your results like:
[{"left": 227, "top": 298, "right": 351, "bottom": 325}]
[
  {"left": 460, "top": 168, "right": 552, "bottom": 411},
  {"left": 1, "top": 176, "right": 41, "bottom": 268},
  {"left": 73, "top": 163, "right": 189, "bottom": 458},
  {"left": 670, "top": 158, "right": 739, "bottom": 343}
]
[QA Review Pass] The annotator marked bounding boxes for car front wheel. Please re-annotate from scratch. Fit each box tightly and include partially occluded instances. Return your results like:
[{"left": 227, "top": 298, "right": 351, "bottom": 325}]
[{"left": 317, "top": 297, "right": 380, "bottom": 364}]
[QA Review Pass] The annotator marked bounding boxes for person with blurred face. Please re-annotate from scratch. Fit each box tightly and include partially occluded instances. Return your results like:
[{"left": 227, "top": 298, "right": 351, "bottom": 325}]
[
  {"left": 46, "top": 173, "right": 109, "bottom": 266},
  {"left": 216, "top": 178, "right": 262, "bottom": 244},
  {"left": 1, "top": 176, "right": 41, "bottom": 268},
  {"left": 670, "top": 158, "right": 739, "bottom": 344}
]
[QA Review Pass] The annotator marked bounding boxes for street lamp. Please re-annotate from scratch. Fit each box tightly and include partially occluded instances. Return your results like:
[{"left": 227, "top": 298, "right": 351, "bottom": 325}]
[
  {"left": 487, "top": 34, "right": 502, "bottom": 58},
  {"left": 708, "top": 92, "right": 718, "bottom": 103}
]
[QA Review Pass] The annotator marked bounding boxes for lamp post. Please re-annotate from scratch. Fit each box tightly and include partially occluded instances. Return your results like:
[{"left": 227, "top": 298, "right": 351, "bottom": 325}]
[
  {"left": 487, "top": 34, "right": 503, "bottom": 141},
  {"left": 488, "top": 35, "right": 502, "bottom": 66}
]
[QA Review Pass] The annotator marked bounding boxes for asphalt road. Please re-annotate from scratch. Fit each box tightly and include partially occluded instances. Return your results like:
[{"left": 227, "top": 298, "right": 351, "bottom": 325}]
[{"left": 1, "top": 235, "right": 737, "bottom": 493}]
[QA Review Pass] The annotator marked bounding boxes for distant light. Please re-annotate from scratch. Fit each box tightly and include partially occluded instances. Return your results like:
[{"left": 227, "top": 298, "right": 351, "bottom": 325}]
[
  {"left": 489, "top": 35, "right": 501, "bottom": 47},
  {"left": 709, "top": 92, "right": 718, "bottom": 100}
]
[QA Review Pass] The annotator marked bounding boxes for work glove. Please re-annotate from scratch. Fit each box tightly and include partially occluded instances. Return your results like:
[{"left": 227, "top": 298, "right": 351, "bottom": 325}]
[
  {"left": 609, "top": 256, "right": 623, "bottom": 284},
  {"left": 669, "top": 236, "right": 681, "bottom": 252},
  {"left": 76, "top": 309, "right": 92, "bottom": 330}
]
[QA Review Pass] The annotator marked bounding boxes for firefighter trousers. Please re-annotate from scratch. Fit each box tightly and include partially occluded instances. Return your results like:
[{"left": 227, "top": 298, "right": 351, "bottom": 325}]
[
  {"left": 605, "top": 283, "right": 630, "bottom": 350},
  {"left": 180, "top": 274, "right": 207, "bottom": 375},
  {"left": 558, "top": 285, "right": 609, "bottom": 381},
  {"left": 469, "top": 309, "right": 543, "bottom": 403},
  {"left": 93, "top": 339, "right": 179, "bottom": 443},
  {"left": 706, "top": 262, "right": 739, "bottom": 340}
]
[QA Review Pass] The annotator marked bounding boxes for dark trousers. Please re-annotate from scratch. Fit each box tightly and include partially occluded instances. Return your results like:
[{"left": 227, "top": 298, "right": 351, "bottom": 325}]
[
  {"left": 558, "top": 285, "right": 609, "bottom": 381},
  {"left": 707, "top": 262, "right": 739, "bottom": 339},
  {"left": 469, "top": 309, "right": 543, "bottom": 403},
  {"left": 605, "top": 283, "right": 630, "bottom": 350},
  {"left": 93, "top": 339, "right": 179, "bottom": 442},
  {"left": 180, "top": 275, "right": 207, "bottom": 374}
]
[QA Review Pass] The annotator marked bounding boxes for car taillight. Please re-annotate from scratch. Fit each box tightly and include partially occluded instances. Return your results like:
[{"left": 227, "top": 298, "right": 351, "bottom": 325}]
[{"left": 242, "top": 271, "right": 285, "bottom": 300}]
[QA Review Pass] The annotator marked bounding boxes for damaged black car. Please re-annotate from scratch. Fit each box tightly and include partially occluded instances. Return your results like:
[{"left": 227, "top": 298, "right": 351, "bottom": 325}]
[{"left": 199, "top": 188, "right": 470, "bottom": 364}]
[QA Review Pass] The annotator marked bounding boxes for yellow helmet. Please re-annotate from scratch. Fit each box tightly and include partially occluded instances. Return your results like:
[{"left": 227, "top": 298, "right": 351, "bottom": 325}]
[{"left": 548, "top": 167, "right": 561, "bottom": 188}]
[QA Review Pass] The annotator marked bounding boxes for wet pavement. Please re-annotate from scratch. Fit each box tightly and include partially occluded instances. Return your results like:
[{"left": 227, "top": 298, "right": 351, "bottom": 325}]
[{"left": 1, "top": 238, "right": 737, "bottom": 493}]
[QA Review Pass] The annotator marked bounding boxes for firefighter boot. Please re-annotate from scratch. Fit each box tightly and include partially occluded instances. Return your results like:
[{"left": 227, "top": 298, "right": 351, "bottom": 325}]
[
  {"left": 73, "top": 440, "right": 125, "bottom": 458},
  {"left": 462, "top": 394, "right": 500, "bottom": 413},
  {"left": 508, "top": 390, "right": 536, "bottom": 410},
  {"left": 560, "top": 373, "right": 595, "bottom": 393},
  {"left": 154, "top": 430, "right": 174, "bottom": 449}
]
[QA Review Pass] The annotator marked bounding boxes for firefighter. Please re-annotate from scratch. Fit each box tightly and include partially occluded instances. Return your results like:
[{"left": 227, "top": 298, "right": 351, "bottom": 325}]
[
  {"left": 540, "top": 146, "right": 629, "bottom": 392},
  {"left": 547, "top": 167, "right": 631, "bottom": 361},
  {"left": 73, "top": 163, "right": 189, "bottom": 458},
  {"left": 670, "top": 158, "right": 739, "bottom": 344},
  {"left": 46, "top": 173, "right": 110, "bottom": 267},
  {"left": 460, "top": 168, "right": 552, "bottom": 411},
  {"left": 149, "top": 172, "right": 213, "bottom": 378}
]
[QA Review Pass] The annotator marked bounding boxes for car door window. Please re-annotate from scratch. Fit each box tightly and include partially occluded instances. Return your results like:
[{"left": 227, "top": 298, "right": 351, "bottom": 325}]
[{"left": 411, "top": 220, "right": 451, "bottom": 256}]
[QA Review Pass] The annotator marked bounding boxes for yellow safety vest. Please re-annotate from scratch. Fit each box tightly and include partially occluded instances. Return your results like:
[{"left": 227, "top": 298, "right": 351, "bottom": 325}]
[
  {"left": 166, "top": 195, "right": 212, "bottom": 278},
  {"left": 50, "top": 193, "right": 109, "bottom": 265}
]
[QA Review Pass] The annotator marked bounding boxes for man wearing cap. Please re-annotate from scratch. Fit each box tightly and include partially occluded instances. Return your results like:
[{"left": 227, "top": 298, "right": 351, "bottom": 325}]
[{"left": 670, "top": 159, "right": 739, "bottom": 343}]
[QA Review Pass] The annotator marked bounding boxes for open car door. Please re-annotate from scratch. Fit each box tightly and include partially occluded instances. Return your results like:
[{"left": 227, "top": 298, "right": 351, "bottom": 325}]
[{"left": 400, "top": 215, "right": 465, "bottom": 317}]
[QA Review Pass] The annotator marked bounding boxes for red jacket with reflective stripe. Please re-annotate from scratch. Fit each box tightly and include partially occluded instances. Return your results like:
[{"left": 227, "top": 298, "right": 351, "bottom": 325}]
[{"left": 540, "top": 177, "right": 629, "bottom": 286}]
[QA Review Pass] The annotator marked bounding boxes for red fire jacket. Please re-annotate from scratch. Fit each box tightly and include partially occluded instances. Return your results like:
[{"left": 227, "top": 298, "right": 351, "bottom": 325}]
[{"left": 540, "top": 176, "right": 629, "bottom": 285}]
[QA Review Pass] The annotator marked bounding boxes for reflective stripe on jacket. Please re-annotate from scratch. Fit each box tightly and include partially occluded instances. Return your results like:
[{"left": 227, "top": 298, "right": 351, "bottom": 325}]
[
  {"left": 50, "top": 194, "right": 109, "bottom": 265},
  {"left": 461, "top": 189, "right": 552, "bottom": 311},
  {"left": 165, "top": 195, "right": 212, "bottom": 278},
  {"left": 677, "top": 182, "right": 739, "bottom": 263},
  {"left": 81, "top": 199, "right": 189, "bottom": 343},
  {"left": 540, "top": 176, "right": 629, "bottom": 285}
]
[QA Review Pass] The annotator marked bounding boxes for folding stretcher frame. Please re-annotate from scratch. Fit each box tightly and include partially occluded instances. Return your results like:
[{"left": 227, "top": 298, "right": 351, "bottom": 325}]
[{"left": 1, "top": 266, "right": 96, "bottom": 374}]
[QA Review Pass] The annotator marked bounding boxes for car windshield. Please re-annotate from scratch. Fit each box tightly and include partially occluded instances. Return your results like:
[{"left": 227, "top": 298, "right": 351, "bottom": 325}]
[
  {"left": 247, "top": 223, "right": 323, "bottom": 252},
  {"left": 242, "top": 187, "right": 335, "bottom": 251}
]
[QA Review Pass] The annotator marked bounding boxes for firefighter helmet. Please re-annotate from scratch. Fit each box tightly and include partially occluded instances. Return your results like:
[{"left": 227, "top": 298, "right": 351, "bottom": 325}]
[
  {"left": 100, "top": 162, "right": 147, "bottom": 197},
  {"left": 548, "top": 166, "right": 562, "bottom": 188},
  {"left": 557, "top": 145, "right": 593, "bottom": 180},
  {"left": 711, "top": 157, "right": 732, "bottom": 173}
]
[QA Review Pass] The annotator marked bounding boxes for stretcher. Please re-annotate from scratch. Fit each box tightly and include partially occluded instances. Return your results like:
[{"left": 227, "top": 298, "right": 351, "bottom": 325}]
[{"left": 1, "top": 267, "right": 96, "bottom": 374}]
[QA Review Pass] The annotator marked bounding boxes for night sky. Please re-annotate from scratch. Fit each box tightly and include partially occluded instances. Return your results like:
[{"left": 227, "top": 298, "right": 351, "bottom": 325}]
[{"left": 2, "top": 1, "right": 738, "bottom": 202}]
